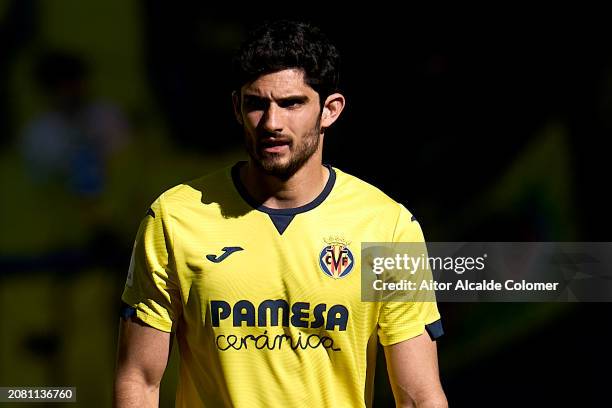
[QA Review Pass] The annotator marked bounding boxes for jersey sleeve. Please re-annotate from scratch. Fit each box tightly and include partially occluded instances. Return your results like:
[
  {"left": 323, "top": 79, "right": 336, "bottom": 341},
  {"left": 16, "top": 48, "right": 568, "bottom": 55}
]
[
  {"left": 377, "top": 204, "right": 443, "bottom": 346},
  {"left": 121, "top": 197, "right": 181, "bottom": 332}
]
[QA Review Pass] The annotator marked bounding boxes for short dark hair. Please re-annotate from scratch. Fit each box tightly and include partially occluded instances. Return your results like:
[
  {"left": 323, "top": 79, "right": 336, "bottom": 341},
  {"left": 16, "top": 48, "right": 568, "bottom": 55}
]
[{"left": 233, "top": 20, "right": 341, "bottom": 104}]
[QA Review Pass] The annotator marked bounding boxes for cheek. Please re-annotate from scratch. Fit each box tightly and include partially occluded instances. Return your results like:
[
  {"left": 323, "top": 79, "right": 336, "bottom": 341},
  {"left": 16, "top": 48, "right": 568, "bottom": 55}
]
[
  {"left": 301, "top": 112, "right": 321, "bottom": 133},
  {"left": 294, "top": 109, "right": 319, "bottom": 127},
  {"left": 244, "top": 112, "right": 262, "bottom": 129}
]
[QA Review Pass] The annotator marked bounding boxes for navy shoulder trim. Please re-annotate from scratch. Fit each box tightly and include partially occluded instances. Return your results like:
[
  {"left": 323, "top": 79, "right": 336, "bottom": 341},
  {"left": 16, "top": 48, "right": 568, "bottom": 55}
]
[
  {"left": 119, "top": 303, "right": 137, "bottom": 320},
  {"left": 425, "top": 319, "right": 444, "bottom": 340}
]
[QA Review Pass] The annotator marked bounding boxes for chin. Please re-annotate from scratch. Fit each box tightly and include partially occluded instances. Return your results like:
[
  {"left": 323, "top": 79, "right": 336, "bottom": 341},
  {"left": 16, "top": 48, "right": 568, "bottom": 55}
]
[
  {"left": 257, "top": 158, "right": 296, "bottom": 179},
  {"left": 261, "top": 162, "right": 291, "bottom": 175},
  {"left": 256, "top": 151, "right": 286, "bottom": 166}
]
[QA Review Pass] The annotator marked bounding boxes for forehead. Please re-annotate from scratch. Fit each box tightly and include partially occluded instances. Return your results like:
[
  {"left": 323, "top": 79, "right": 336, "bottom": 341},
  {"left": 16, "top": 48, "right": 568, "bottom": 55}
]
[{"left": 241, "top": 69, "right": 317, "bottom": 99}]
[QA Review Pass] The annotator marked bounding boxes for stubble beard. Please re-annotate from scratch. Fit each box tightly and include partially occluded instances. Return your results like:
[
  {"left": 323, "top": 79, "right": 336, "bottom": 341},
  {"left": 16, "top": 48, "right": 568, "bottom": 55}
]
[{"left": 245, "top": 117, "right": 321, "bottom": 181}]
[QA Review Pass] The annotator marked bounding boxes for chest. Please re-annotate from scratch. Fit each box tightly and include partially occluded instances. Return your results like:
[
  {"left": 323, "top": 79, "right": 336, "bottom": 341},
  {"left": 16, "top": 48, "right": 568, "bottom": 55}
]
[{"left": 174, "top": 212, "right": 377, "bottom": 329}]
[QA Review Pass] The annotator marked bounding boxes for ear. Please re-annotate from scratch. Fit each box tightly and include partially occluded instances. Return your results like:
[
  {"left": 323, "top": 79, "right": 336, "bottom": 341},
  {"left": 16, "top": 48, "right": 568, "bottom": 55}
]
[
  {"left": 320, "top": 93, "right": 345, "bottom": 130},
  {"left": 232, "top": 90, "right": 243, "bottom": 125}
]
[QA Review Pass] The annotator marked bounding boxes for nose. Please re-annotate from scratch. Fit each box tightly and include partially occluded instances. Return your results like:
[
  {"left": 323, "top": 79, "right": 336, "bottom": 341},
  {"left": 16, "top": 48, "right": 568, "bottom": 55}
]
[{"left": 259, "top": 103, "right": 283, "bottom": 133}]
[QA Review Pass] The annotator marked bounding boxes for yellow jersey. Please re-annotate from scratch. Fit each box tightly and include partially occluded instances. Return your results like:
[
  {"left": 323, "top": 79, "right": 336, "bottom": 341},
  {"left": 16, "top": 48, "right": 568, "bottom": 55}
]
[{"left": 122, "top": 162, "right": 442, "bottom": 407}]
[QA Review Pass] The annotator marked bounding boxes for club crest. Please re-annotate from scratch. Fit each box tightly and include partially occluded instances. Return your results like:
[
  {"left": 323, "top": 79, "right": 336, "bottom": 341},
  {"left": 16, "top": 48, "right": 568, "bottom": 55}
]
[{"left": 319, "top": 236, "right": 354, "bottom": 279}]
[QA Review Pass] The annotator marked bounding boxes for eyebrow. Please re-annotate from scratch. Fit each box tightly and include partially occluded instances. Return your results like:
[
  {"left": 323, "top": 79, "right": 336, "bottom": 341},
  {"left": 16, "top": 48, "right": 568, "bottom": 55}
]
[{"left": 242, "top": 94, "right": 310, "bottom": 104}]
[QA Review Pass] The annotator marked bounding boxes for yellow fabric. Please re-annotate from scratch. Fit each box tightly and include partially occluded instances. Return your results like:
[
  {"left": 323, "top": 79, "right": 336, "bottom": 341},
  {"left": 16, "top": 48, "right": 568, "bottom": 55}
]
[{"left": 122, "top": 164, "right": 441, "bottom": 407}]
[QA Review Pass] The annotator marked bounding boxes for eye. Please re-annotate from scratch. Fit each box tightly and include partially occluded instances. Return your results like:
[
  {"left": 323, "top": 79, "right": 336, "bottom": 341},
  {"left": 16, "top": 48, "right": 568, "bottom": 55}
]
[
  {"left": 243, "top": 97, "right": 267, "bottom": 112},
  {"left": 279, "top": 98, "right": 305, "bottom": 109}
]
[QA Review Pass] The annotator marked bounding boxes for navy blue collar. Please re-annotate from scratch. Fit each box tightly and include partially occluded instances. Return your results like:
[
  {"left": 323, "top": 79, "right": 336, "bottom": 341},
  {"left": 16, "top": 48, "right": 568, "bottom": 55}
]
[{"left": 231, "top": 161, "right": 336, "bottom": 216}]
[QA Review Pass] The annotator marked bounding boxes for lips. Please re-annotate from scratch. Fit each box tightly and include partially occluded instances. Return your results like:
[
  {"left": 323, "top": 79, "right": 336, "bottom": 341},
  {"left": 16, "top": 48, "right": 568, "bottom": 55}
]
[{"left": 259, "top": 138, "right": 291, "bottom": 153}]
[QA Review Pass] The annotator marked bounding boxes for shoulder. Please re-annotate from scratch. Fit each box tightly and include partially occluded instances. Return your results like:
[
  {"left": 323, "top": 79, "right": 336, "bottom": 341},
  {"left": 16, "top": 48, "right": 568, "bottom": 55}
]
[
  {"left": 152, "top": 164, "right": 238, "bottom": 217},
  {"left": 331, "top": 166, "right": 421, "bottom": 239},
  {"left": 332, "top": 167, "right": 409, "bottom": 212}
]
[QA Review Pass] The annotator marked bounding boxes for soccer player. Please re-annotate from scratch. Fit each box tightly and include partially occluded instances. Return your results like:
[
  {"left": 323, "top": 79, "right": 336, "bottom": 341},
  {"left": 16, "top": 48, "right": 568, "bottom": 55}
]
[{"left": 114, "top": 20, "right": 447, "bottom": 408}]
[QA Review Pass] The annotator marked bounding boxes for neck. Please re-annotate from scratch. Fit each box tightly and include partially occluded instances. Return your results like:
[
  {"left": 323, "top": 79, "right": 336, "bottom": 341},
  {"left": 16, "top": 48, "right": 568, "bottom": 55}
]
[{"left": 241, "top": 152, "right": 328, "bottom": 209}]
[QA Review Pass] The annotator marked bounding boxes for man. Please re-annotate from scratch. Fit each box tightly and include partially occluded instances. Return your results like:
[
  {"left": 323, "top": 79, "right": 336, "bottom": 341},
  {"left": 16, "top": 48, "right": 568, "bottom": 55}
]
[{"left": 114, "top": 20, "right": 447, "bottom": 407}]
